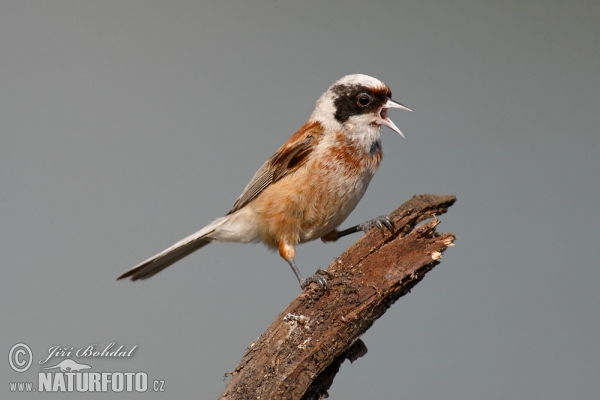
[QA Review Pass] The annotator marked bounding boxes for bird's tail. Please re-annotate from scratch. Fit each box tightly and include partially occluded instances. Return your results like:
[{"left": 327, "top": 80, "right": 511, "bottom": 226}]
[{"left": 117, "top": 217, "right": 228, "bottom": 281}]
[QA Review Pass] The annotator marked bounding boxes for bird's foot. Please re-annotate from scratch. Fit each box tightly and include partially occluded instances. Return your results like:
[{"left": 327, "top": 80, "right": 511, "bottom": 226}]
[
  {"left": 358, "top": 215, "right": 395, "bottom": 234},
  {"left": 300, "top": 268, "right": 332, "bottom": 293}
]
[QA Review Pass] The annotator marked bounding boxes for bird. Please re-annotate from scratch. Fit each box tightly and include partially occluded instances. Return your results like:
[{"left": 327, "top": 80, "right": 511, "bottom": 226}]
[{"left": 117, "top": 74, "right": 411, "bottom": 292}]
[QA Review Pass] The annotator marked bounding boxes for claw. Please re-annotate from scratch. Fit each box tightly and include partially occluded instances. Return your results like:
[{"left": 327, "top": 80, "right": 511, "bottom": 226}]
[
  {"left": 315, "top": 268, "right": 333, "bottom": 278},
  {"left": 300, "top": 269, "right": 331, "bottom": 293},
  {"left": 380, "top": 216, "right": 395, "bottom": 232},
  {"left": 359, "top": 215, "right": 395, "bottom": 234}
]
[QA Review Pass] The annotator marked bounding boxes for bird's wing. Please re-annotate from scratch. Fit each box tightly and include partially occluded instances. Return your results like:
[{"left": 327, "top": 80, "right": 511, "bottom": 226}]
[{"left": 228, "top": 121, "right": 323, "bottom": 214}]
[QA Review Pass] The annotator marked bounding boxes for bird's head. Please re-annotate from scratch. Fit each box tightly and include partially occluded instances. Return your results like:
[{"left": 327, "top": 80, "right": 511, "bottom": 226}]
[{"left": 310, "top": 74, "right": 411, "bottom": 137}]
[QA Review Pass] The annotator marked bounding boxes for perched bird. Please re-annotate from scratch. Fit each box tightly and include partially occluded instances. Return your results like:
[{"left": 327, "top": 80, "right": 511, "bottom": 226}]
[{"left": 118, "top": 74, "right": 411, "bottom": 291}]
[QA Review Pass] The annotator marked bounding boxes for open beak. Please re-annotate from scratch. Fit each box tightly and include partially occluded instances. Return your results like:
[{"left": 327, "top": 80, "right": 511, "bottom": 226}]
[{"left": 380, "top": 98, "right": 411, "bottom": 138}]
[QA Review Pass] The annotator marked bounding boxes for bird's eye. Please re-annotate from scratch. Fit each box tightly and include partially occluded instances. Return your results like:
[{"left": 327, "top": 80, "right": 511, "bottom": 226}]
[{"left": 357, "top": 94, "right": 372, "bottom": 106}]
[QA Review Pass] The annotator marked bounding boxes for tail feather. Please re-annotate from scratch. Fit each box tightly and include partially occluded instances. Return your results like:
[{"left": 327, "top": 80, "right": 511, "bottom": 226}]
[{"left": 117, "top": 217, "right": 226, "bottom": 281}]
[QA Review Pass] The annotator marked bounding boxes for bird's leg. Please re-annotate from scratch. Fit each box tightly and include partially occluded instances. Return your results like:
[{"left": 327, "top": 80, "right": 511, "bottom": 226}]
[
  {"left": 279, "top": 242, "right": 329, "bottom": 292},
  {"left": 322, "top": 215, "right": 395, "bottom": 242},
  {"left": 287, "top": 259, "right": 329, "bottom": 291}
]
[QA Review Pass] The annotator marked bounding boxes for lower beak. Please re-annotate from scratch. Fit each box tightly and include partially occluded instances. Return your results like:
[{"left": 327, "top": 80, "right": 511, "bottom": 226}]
[{"left": 380, "top": 98, "right": 411, "bottom": 138}]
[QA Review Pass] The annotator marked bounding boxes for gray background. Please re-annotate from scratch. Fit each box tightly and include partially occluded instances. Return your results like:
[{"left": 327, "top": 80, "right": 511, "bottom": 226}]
[{"left": 2, "top": 1, "right": 599, "bottom": 399}]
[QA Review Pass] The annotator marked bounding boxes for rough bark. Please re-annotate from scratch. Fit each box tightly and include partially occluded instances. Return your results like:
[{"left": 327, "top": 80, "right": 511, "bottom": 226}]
[{"left": 220, "top": 194, "right": 457, "bottom": 400}]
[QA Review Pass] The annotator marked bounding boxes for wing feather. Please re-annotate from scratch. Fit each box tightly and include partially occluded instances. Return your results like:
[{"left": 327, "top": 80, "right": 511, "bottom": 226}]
[{"left": 228, "top": 122, "right": 323, "bottom": 214}]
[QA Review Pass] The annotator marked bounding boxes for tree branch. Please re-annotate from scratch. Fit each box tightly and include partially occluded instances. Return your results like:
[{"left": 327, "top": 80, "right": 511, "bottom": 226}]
[{"left": 220, "top": 194, "right": 457, "bottom": 400}]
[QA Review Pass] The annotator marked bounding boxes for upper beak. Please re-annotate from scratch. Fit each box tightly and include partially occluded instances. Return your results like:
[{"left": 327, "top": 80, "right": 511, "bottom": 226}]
[{"left": 380, "top": 98, "right": 412, "bottom": 138}]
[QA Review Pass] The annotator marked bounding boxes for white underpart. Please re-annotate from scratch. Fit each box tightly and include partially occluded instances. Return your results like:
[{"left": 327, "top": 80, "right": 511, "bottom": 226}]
[{"left": 208, "top": 207, "right": 260, "bottom": 243}]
